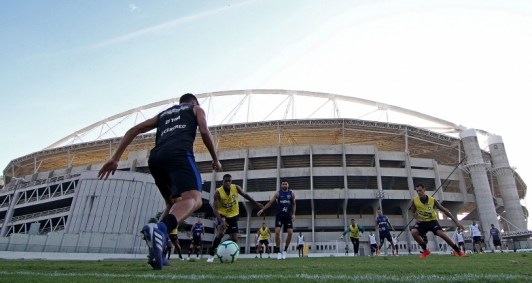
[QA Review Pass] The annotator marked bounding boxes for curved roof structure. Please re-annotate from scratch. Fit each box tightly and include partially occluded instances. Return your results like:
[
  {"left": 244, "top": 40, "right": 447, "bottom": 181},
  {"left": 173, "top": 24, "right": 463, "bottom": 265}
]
[
  {"left": 2, "top": 90, "right": 525, "bottom": 200},
  {"left": 46, "top": 89, "right": 483, "bottom": 149}
]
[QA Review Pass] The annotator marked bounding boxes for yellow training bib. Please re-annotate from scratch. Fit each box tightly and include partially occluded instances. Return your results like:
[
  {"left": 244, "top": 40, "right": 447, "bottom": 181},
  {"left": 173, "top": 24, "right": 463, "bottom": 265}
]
[
  {"left": 259, "top": 227, "right": 270, "bottom": 240},
  {"left": 349, "top": 225, "right": 360, "bottom": 239},
  {"left": 414, "top": 196, "right": 438, "bottom": 221},
  {"left": 217, "top": 184, "right": 239, "bottom": 218}
]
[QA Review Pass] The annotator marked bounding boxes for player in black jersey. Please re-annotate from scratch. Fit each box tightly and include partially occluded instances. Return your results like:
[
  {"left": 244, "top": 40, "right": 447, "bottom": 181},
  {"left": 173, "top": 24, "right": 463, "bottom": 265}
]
[{"left": 98, "top": 93, "right": 221, "bottom": 270}]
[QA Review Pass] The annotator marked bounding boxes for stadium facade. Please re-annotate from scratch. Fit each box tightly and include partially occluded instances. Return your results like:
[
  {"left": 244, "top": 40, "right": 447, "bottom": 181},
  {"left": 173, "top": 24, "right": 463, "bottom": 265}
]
[{"left": 1, "top": 90, "right": 529, "bottom": 255}]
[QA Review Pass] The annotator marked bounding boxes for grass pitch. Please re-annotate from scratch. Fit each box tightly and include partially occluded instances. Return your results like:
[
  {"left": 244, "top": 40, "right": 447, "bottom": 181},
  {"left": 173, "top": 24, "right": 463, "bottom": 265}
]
[{"left": 0, "top": 253, "right": 531, "bottom": 283}]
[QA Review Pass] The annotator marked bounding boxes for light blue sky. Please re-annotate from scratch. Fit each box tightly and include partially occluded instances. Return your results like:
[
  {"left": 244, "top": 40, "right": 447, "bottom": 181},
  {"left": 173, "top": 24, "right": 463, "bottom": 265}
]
[{"left": 1, "top": 1, "right": 531, "bottom": 226}]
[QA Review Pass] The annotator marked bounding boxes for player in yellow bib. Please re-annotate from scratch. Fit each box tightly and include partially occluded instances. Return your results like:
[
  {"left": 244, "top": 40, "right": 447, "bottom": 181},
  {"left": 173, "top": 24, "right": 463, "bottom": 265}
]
[
  {"left": 341, "top": 219, "right": 364, "bottom": 256},
  {"left": 256, "top": 222, "right": 272, "bottom": 258},
  {"left": 411, "top": 184, "right": 465, "bottom": 258},
  {"left": 207, "top": 174, "right": 263, "bottom": 262}
]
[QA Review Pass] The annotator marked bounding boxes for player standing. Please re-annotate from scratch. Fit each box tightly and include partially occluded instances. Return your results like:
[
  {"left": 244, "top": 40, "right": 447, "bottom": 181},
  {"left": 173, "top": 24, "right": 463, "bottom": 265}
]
[
  {"left": 488, "top": 223, "right": 503, "bottom": 253},
  {"left": 169, "top": 228, "right": 184, "bottom": 260},
  {"left": 257, "top": 179, "right": 296, "bottom": 260},
  {"left": 368, "top": 231, "right": 378, "bottom": 256},
  {"left": 188, "top": 217, "right": 205, "bottom": 259},
  {"left": 411, "top": 184, "right": 465, "bottom": 258},
  {"left": 375, "top": 209, "right": 397, "bottom": 255},
  {"left": 391, "top": 233, "right": 399, "bottom": 255},
  {"left": 456, "top": 228, "right": 465, "bottom": 253},
  {"left": 297, "top": 232, "right": 305, "bottom": 257},
  {"left": 470, "top": 218, "right": 484, "bottom": 253},
  {"left": 207, "top": 174, "right": 263, "bottom": 262},
  {"left": 257, "top": 222, "right": 272, "bottom": 258},
  {"left": 98, "top": 93, "right": 221, "bottom": 270}
]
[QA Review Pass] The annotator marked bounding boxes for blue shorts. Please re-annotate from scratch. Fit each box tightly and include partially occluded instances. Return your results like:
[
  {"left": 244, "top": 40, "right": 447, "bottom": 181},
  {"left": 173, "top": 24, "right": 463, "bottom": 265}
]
[{"left": 148, "top": 149, "right": 202, "bottom": 199}]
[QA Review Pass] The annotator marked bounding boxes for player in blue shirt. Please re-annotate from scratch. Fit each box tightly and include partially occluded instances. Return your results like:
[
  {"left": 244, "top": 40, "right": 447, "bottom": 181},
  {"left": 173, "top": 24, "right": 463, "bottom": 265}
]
[
  {"left": 375, "top": 209, "right": 397, "bottom": 255},
  {"left": 258, "top": 179, "right": 296, "bottom": 260},
  {"left": 188, "top": 217, "right": 205, "bottom": 259}
]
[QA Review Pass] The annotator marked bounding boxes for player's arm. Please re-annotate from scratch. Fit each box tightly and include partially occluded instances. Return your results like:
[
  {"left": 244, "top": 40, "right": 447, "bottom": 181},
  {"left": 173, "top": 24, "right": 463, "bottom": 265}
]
[
  {"left": 410, "top": 199, "right": 419, "bottom": 223},
  {"left": 291, "top": 192, "right": 296, "bottom": 221},
  {"left": 375, "top": 218, "right": 380, "bottom": 231},
  {"left": 387, "top": 217, "right": 395, "bottom": 231},
  {"left": 190, "top": 224, "right": 194, "bottom": 239},
  {"left": 434, "top": 200, "right": 464, "bottom": 229},
  {"left": 201, "top": 224, "right": 205, "bottom": 239},
  {"left": 212, "top": 191, "right": 226, "bottom": 229},
  {"left": 257, "top": 192, "right": 279, "bottom": 216},
  {"left": 194, "top": 105, "right": 221, "bottom": 171},
  {"left": 236, "top": 185, "right": 264, "bottom": 209},
  {"left": 98, "top": 115, "right": 158, "bottom": 180}
]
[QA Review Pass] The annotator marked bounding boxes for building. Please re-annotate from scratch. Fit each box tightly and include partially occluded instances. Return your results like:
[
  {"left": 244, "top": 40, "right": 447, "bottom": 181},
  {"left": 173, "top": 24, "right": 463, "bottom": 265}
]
[{"left": 1, "top": 90, "right": 529, "bottom": 254}]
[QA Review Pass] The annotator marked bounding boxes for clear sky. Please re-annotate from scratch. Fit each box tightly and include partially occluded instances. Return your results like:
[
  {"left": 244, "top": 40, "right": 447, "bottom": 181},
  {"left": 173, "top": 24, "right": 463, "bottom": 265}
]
[{"left": 1, "top": 0, "right": 531, "bottom": 227}]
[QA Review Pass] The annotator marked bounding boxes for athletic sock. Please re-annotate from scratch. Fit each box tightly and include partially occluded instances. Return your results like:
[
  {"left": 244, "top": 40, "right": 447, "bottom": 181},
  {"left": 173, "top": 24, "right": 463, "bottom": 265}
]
[
  {"left": 159, "top": 214, "right": 178, "bottom": 233},
  {"left": 284, "top": 246, "right": 288, "bottom": 252},
  {"left": 274, "top": 246, "right": 280, "bottom": 253},
  {"left": 188, "top": 249, "right": 192, "bottom": 257},
  {"left": 451, "top": 244, "right": 461, "bottom": 253},
  {"left": 210, "top": 237, "right": 222, "bottom": 255},
  {"left": 420, "top": 243, "right": 427, "bottom": 250}
]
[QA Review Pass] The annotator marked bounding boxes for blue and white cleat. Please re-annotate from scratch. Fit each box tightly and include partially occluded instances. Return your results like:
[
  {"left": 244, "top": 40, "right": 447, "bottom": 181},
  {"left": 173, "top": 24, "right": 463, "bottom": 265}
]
[{"left": 141, "top": 224, "right": 166, "bottom": 270}]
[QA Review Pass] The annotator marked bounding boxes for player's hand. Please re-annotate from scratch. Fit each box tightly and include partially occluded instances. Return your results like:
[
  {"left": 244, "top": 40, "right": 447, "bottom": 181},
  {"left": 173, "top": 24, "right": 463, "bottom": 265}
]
[
  {"left": 378, "top": 228, "right": 382, "bottom": 231},
  {"left": 292, "top": 214, "right": 296, "bottom": 222},
  {"left": 257, "top": 210, "right": 263, "bottom": 216},
  {"left": 257, "top": 203, "right": 264, "bottom": 209},
  {"left": 456, "top": 222, "right": 464, "bottom": 230},
  {"left": 340, "top": 236, "right": 344, "bottom": 240},
  {"left": 212, "top": 160, "right": 222, "bottom": 171},
  {"left": 98, "top": 159, "right": 118, "bottom": 180}
]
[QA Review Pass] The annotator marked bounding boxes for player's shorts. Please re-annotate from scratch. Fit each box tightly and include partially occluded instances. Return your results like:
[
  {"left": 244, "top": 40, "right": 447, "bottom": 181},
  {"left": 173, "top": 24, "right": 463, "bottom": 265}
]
[
  {"left": 458, "top": 241, "right": 465, "bottom": 246},
  {"left": 493, "top": 240, "right": 501, "bottom": 247},
  {"left": 260, "top": 239, "right": 269, "bottom": 246},
  {"left": 215, "top": 216, "right": 239, "bottom": 235},
  {"left": 191, "top": 237, "right": 202, "bottom": 246},
  {"left": 411, "top": 220, "right": 443, "bottom": 235},
  {"left": 275, "top": 214, "right": 293, "bottom": 231},
  {"left": 168, "top": 234, "right": 178, "bottom": 241},
  {"left": 298, "top": 244, "right": 304, "bottom": 250},
  {"left": 148, "top": 149, "right": 202, "bottom": 199},
  {"left": 370, "top": 244, "right": 378, "bottom": 251},
  {"left": 473, "top": 236, "right": 482, "bottom": 243},
  {"left": 379, "top": 233, "right": 392, "bottom": 244}
]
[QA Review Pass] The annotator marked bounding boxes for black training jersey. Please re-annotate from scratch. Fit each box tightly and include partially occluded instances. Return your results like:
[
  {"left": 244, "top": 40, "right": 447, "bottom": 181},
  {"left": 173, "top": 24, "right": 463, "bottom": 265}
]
[
  {"left": 154, "top": 103, "right": 197, "bottom": 153},
  {"left": 276, "top": 189, "right": 293, "bottom": 217}
]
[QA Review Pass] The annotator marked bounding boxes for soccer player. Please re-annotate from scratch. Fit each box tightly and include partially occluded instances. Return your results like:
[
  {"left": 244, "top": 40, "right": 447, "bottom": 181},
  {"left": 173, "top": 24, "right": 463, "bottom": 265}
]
[
  {"left": 257, "top": 222, "right": 272, "bottom": 258},
  {"left": 255, "top": 233, "right": 261, "bottom": 258},
  {"left": 375, "top": 209, "right": 397, "bottom": 255},
  {"left": 188, "top": 217, "right": 205, "bottom": 259},
  {"left": 169, "top": 228, "right": 184, "bottom": 260},
  {"left": 207, "top": 174, "right": 264, "bottom": 262},
  {"left": 297, "top": 232, "right": 305, "bottom": 257},
  {"left": 411, "top": 184, "right": 465, "bottom": 258},
  {"left": 456, "top": 228, "right": 465, "bottom": 252},
  {"left": 257, "top": 179, "right": 296, "bottom": 260},
  {"left": 368, "top": 231, "right": 378, "bottom": 256},
  {"left": 164, "top": 238, "right": 172, "bottom": 261},
  {"left": 98, "top": 93, "right": 221, "bottom": 270},
  {"left": 470, "top": 218, "right": 484, "bottom": 253},
  {"left": 344, "top": 244, "right": 349, "bottom": 256},
  {"left": 341, "top": 219, "right": 364, "bottom": 256},
  {"left": 488, "top": 223, "right": 503, "bottom": 252},
  {"left": 392, "top": 233, "right": 399, "bottom": 255}
]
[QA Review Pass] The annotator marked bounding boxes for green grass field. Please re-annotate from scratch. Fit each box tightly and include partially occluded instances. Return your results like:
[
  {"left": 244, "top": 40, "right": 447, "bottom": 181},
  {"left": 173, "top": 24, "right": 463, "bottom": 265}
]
[{"left": 0, "top": 253, "right": 531, "bottom": 283}]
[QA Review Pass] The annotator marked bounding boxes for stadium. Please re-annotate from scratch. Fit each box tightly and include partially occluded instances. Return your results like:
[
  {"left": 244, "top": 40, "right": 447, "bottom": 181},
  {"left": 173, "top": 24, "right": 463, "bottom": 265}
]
[{"left": 0, "top": 89, "right": 529, "bottom": 256}]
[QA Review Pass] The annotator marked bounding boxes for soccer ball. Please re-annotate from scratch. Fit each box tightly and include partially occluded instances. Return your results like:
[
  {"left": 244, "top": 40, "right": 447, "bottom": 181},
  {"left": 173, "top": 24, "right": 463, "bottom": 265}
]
[{"left": 216, "top": 240, "right": 240, "bottom": 263}]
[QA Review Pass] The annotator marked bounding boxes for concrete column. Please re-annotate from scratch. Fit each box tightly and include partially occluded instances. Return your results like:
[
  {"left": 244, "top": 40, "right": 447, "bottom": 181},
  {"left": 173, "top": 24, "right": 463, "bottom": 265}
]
[
  {"left": 0, "top": 190, "right": 21, "bottom": 237},
  {"left": 374, "top": 146, "right": 383, "bottom": 210},
  {"left": 404, "top": 154, "right": 417, "bottom": 199},
  {"left": 243, "top": 149, "right": 251, "bottom": 254},
  {"left": 460, "top": 129, "right": 499, "bottom": 236},
  {"left": 487, "top": 135, "right": 527, "bottom": 231},
  {"left": 310, "top": 146, "right": 315, "bottom": 246},
  {"left": 432, "top": 160, "right": 444, "bottom": 201},
  {"left": 342, "top": 145, "right": 348, "bottom": 228}
]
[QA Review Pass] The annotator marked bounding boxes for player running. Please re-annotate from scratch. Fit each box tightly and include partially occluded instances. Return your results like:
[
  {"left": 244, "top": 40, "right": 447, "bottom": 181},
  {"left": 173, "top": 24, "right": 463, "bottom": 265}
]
[
  {"left": 456, "top": 228, "right": 465, "bottom": 253},
  {"left": 411, "top": 184, "right": 465, "bottom": 258},
  {"left": 375, "top": 209, "right": 397, "bottom": 255},
  {"left": 368, "top": 231, "right": 378, "bottom": 256},
  {"left": 341, "top": 219, "right": 364, "bottom": 256}
]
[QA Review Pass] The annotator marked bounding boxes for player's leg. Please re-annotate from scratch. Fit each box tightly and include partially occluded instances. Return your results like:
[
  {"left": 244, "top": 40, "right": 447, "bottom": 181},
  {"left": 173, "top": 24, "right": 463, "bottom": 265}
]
[
  {"left": 188, "top": 243, "right": 194, "bottom": 259},
  {"left": 172, "top": 238, "right": 183, "bottom": 259},
  {"left": 284, "top": 228, "right": 293, "bottom": 254},
  {"left": 353, "top": 238, "right": 360, "bottom": 256},
  {"left": 274, "top": 219, "right": 282, "bottom": 260},
  {"left": 411, "top": 225, "right": 431, "bottom": 258},
  {"left": 196, "top": 243, "right": 202, "bottom": 258},
  {"left": 435, "top": 228, "right": 464, "bottom": 257},
  {"left": 208, "top": 218, "right": 228, "bottom": 262}
]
